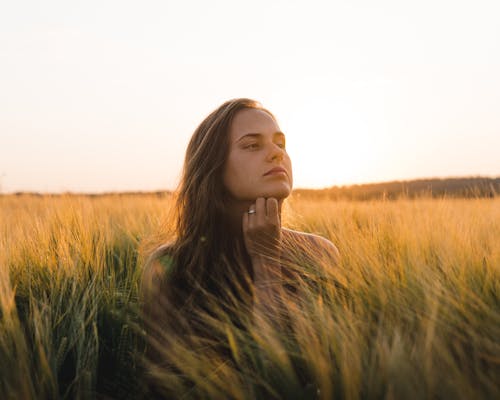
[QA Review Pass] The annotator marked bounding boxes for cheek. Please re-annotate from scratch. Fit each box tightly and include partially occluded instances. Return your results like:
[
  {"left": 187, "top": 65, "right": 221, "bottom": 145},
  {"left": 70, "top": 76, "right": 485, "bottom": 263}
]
[
  {"left": 226, "top": 153, "right": 253, "bottom": 176},
  {"left": 223, "top": 157, "right": 246, "bottom": 190},
  {"left": 223, "top": 155, "right": 259, "bottom": 196},
  {"left": 222, "top": 162, "right": 234, "bottom": 190},
  {"left": 286, "top": 155, "right": 293, "bottom": 175}
]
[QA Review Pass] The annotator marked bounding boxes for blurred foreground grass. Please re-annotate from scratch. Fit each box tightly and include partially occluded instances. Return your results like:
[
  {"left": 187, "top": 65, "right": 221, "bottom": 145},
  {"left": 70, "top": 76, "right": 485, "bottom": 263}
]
[{"left": 0, "top": 194, "right": 499, "bottom": 399}]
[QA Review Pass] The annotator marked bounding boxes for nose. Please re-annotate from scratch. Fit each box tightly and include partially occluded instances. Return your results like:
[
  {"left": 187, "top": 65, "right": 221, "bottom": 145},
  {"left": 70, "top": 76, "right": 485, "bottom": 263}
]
[{"left": 268, "top": 142, "right": 285, "bottom": 162}]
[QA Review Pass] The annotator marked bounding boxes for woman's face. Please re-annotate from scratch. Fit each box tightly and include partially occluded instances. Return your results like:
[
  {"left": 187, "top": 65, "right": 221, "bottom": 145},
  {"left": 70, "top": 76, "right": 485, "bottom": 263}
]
[{"left": 223, "top": 108, "right": 293, "bottom": 201}]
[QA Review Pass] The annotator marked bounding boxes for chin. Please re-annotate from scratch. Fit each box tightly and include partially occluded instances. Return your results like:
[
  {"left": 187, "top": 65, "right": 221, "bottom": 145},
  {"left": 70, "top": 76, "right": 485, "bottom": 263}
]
[{"left": 260, "top": 184, "right": 292, "bottom": 199}]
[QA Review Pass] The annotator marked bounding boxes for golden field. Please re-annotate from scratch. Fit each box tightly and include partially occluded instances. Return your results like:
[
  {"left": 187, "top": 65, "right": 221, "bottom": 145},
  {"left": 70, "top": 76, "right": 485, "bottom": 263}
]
[{"left": 1, "top": 194, "right": 499, "bottom": 399}]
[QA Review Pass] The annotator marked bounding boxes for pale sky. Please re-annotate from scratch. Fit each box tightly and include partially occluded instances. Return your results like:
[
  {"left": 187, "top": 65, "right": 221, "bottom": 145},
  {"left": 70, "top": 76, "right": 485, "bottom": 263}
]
[{"left": 1, "top": 0, "right": 499, "bottom": 193}]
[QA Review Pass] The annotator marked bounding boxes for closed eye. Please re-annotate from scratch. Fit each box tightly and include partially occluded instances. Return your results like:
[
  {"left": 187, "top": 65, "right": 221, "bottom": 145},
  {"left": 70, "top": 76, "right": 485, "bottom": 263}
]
[{"left": 242, "top": 141, "right": 285, "bottom": 150}]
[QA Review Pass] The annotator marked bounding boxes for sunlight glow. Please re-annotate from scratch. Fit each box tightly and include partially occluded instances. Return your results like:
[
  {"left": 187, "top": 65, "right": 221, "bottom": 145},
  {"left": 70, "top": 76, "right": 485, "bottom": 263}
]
[{"left": 0, "top": 0, "right": 499, "bottom": 193}]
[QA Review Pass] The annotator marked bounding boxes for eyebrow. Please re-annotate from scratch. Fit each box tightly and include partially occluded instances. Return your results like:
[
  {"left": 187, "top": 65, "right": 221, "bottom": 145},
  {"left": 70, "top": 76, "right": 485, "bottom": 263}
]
[{"left": 236, "top": 132, "right": 286, "bottom": 143}]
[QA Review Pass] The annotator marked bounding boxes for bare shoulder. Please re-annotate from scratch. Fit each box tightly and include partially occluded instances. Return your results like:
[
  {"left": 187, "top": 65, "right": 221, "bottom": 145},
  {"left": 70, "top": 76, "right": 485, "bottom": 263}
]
[
  {"left": 282, "top": 228, "right": 340, "bottom": 266},
  {"left": 140, "top": 243, "right": 174, "bottom": 299}
]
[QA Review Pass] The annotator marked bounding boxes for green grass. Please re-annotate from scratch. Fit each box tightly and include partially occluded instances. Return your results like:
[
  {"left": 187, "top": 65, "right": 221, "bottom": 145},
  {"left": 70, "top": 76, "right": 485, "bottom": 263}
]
[{"left": 1, "top": 194, "right": 499, "bottom": 399}]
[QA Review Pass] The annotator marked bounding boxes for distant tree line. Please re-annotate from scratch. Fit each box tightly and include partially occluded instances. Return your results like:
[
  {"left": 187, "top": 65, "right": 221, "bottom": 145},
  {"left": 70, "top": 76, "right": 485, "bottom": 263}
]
[
  {"left": 292, "top": 177, "right": 499, "bottom": 201},
  {"left": 6, "top": 177, "right": 499, "bottom": 200}
]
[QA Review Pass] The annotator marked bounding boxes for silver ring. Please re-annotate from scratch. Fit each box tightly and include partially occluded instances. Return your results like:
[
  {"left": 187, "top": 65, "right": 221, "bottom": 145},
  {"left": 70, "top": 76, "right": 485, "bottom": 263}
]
[{"left": 247, "top": 209, "right": 256, "bottom": 214}]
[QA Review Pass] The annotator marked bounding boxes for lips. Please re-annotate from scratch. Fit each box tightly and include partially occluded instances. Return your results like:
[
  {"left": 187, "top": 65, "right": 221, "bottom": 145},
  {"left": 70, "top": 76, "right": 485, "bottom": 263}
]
[{"left": 263, "top": 167, "right": 288, "bottom": 176}]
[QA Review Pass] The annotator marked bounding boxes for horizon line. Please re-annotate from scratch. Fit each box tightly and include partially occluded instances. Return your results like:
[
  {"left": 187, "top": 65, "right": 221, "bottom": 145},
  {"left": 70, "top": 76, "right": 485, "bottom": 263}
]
[{"left": 1, "top": 175, "right": 498, "bottom": 196}]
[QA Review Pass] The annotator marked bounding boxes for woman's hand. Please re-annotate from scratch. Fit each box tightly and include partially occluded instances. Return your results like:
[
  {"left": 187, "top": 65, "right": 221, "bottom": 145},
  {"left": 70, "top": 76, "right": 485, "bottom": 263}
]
[
  {"left": 242, "top": 197, "right": 282, "bottom": 262},
  {"left": 243, "top": 197, "right": 285, "bottom": 323},
  {"left": 242, "top": 197, "right": 283, "bottom": 289}
]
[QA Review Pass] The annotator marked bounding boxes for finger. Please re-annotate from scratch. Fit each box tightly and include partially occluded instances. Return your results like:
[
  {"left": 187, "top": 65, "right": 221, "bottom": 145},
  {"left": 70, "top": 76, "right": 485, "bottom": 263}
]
[
  {"left": 247, "top": 202, "right": 256, "bottom": 230},
  {"left": 266, "top": 198, "right": 280, "bottom": 226},
  {"left": 255, "top": 197, "right": 266, "bottom": 225},
  {"left": 242, "top": 209, "right": 249, "bottom": 234}
]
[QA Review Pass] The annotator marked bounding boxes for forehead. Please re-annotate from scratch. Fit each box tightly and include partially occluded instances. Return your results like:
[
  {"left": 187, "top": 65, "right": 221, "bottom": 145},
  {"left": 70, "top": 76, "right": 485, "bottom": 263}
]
[{"left": 229, "top": 108, "right": 280, "bottom": 140}]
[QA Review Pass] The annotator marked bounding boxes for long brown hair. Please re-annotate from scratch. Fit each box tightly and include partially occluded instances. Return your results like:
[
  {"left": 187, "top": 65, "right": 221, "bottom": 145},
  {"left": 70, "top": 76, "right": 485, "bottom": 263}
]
[{"left": 161, "top": 98, "right": 277, "bottom": 311}]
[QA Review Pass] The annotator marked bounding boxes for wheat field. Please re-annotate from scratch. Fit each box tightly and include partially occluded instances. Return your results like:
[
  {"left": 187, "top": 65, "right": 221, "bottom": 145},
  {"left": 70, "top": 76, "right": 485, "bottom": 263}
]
[{"left": 0, "top": 193, "right": 499, "bottom": 399}]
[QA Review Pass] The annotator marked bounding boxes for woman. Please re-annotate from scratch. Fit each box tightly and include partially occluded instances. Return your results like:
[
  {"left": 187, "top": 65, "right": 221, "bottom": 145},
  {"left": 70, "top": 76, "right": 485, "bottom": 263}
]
[{"left": 141, "top": 98, "right": 340, "bottom": 370}]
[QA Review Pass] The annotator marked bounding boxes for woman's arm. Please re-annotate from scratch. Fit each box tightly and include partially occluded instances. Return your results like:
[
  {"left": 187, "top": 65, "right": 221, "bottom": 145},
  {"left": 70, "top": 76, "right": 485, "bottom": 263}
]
[
  {"left": 307, "top": 233, "right": 341, "bottom": 267},
  {"left": 250, "top": 253, "right": 285, "bottom": 321},
  {"left": 140, "top": 245, "right": 175, "bottom": 364},
  {"left": 242, "top": 197, "right": 286, "bottom": 322},
  {"left": 141, "top": 255, "right": 166, "bottom": 324}
]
